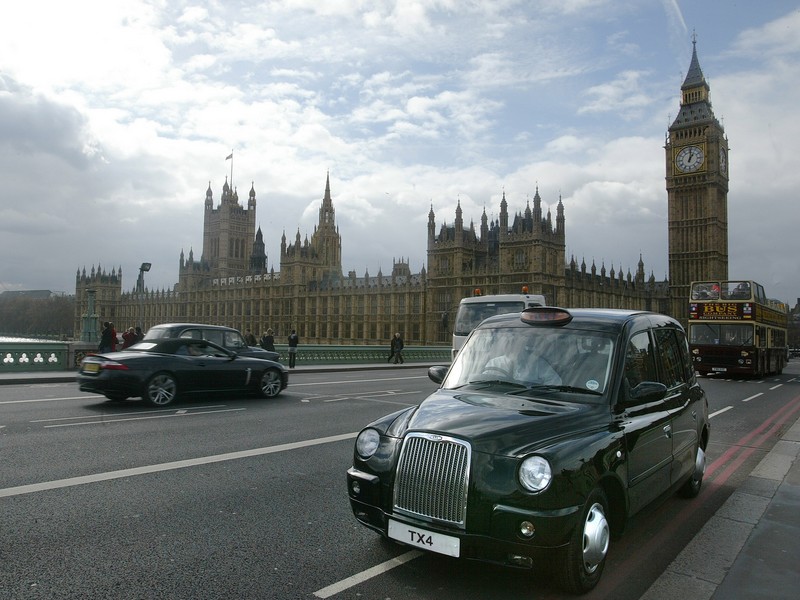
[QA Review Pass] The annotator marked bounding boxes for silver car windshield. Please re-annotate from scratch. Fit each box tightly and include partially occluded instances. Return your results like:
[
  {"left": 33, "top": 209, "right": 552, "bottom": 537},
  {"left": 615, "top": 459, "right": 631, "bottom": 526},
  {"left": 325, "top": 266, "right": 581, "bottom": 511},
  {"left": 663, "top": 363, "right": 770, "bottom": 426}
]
[{"left": 443, "top": 326, "right": 616, "bottom": 395}]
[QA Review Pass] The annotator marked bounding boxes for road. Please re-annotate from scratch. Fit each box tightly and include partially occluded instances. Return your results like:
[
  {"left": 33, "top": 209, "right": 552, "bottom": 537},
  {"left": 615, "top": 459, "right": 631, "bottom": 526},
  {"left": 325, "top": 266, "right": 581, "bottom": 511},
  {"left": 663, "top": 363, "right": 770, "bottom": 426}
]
[{"left": 1, "top": 364, "right": 799, "bottom": 599}]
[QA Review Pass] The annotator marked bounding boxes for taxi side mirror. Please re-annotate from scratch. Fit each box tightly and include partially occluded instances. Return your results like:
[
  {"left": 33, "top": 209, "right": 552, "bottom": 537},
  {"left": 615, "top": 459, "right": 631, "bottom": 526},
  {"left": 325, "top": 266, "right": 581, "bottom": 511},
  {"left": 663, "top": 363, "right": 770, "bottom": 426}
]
[
  {"left": 628, "top": 381, "right": 668, "bottom": 404},
  {"left": 428, "top": 365, "right": 448, "bottom": 384}
]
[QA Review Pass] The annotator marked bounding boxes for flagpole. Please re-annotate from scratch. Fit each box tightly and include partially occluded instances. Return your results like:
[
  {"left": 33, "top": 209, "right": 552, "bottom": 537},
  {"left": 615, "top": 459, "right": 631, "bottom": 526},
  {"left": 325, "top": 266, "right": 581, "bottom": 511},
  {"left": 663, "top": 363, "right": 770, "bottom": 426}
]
[{"left": 229, "top": 150, "right": 233, "bottom": 190}]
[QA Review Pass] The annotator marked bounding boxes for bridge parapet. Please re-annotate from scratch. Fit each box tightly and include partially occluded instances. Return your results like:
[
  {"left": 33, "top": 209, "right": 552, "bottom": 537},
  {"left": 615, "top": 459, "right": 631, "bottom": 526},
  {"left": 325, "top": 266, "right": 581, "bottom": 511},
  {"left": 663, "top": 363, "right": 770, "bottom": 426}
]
[{"left": 0, "top": 341, "right": 451, "bottom": 371}]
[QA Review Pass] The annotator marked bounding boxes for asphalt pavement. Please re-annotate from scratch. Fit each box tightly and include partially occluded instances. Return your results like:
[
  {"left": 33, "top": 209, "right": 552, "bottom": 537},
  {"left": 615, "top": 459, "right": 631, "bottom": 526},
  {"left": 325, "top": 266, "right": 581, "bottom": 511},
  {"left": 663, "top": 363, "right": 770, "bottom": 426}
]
[{"left": 3, "top": 365, "right": 798, "bottom": 599}]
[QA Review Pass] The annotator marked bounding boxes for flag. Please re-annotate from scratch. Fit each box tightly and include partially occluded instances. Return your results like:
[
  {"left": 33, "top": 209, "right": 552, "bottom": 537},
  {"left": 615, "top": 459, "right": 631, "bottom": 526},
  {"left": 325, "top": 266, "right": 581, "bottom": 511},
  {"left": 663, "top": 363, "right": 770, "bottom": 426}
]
[{"left": 225, "top": 153, "right": 233, "bottom": 160}]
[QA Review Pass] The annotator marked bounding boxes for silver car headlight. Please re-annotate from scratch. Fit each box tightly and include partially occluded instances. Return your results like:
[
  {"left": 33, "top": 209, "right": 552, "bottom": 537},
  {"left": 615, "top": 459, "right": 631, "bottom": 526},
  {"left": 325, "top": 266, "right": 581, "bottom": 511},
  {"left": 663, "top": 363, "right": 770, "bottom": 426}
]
[
  {"left": 519, "top": 456, "right": 552, "bottom": 492},
  {"left": 356, "top": 428, "right": 381, "bottom": 459}
]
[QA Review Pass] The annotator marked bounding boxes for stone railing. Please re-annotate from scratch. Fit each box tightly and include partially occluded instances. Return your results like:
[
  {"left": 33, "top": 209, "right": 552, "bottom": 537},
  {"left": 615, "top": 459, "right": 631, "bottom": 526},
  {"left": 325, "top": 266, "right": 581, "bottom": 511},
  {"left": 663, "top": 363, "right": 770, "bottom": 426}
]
[
  {"left": 0, "top": 340, "right": 451, "bottom": 371},
  {"left": 0, "top": 340, "right": 76, "bottom": 372}
]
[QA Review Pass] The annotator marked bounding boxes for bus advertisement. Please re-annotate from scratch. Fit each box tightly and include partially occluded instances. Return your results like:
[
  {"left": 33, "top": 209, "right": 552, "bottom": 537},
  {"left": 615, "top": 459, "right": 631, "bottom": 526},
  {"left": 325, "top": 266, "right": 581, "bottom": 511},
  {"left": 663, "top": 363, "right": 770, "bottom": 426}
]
[
  {"left": 452, "top": 289, "right": 546, "bottom": 358},
  {"left": 688, "top": 280, "right": 789, "bottom": 377}
]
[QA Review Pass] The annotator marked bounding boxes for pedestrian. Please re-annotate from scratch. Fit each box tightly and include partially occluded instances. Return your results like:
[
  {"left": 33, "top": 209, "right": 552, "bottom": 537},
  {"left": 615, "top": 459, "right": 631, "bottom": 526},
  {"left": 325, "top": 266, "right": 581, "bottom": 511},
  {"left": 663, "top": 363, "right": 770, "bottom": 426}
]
[
  {"left": 245, "top": 329, "right": 258, "bottom": 346},
  {"left": 109, "top": 322, "right": 117, "bottom": 351},
  {"left": 134, "top": 326, "right": 144, "bottom": 342},
  {"left": 121, "top": 327, "right": 137, "bottom": 349},
  {"left": 260, "top": 328, "right": 276, "bottom": 352},
  {"left": 98, "top": 322, "right": 114, "bottom": 353},
  {"left": 390, "top": 332, "right": 405, "bottom": 364},
  {"left": 288, "top": 329, "right": 299, "bottom": 368}
]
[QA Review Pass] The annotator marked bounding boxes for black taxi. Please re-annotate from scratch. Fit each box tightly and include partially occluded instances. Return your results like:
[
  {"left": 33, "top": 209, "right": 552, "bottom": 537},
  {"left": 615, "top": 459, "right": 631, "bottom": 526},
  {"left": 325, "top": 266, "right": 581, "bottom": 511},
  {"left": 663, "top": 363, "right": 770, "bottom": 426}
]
[{"left": 346, "top": 307, "right": 710, "bottom": 594}]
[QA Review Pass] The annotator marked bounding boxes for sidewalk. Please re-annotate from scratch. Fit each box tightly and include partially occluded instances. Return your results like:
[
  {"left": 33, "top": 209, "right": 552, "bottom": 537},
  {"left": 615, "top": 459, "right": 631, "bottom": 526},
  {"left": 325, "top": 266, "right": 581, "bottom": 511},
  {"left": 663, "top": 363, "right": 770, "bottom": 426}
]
[
  {"left": 4, "top": 367, "right": 799, "bottom": 598},
  {"left": 642, "top": 415, "right": 800, "bottom": 599}
]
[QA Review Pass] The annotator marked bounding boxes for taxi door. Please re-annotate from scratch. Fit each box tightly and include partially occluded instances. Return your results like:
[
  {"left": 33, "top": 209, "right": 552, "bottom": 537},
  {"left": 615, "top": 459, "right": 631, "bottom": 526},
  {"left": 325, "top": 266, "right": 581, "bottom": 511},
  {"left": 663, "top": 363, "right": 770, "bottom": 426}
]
[
  {"left": 621, "top": 329, "right": 674, "bottom": 514},
  {"left": 653, "top": 327, "right": 703, "bottom": 486}
]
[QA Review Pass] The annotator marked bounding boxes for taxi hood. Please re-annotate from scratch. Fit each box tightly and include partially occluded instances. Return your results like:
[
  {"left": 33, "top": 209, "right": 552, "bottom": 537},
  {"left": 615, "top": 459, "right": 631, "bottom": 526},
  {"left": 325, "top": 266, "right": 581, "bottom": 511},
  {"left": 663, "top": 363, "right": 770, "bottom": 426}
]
[{"left": 400, "top": 388, "right": 608, "bottom": 456}]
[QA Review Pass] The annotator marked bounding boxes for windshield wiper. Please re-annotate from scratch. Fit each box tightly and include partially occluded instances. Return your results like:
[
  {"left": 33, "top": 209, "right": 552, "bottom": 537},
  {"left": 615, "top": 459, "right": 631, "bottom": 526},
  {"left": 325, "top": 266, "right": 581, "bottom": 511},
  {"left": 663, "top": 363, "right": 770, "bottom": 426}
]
[
  {"left": 467, "top": 379, "right": 528, "bottom": 389},
  {"left": 509, "top": 384, "right": 603, "bottom": 396}
]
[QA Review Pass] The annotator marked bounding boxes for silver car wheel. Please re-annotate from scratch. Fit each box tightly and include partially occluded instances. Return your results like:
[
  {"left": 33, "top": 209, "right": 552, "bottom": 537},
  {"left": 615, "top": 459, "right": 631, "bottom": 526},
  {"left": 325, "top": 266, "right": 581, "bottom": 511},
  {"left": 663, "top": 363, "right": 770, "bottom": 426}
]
[
  {"left": 146, "top": 373, "right": 177, "bottom": 406},
  {"left": 582, "top": 501, "right": 610, "bottom": 573},
  {"left": 259, "top": 369, "right": 282, "bottom": 398}
]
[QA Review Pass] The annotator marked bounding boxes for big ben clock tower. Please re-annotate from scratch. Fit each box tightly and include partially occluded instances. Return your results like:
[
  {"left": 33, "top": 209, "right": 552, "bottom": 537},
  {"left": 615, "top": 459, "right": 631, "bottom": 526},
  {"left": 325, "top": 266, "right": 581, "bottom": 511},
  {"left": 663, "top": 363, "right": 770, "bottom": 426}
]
[{"left": 666, "top": 38, "right": 729, "bottom": 321}]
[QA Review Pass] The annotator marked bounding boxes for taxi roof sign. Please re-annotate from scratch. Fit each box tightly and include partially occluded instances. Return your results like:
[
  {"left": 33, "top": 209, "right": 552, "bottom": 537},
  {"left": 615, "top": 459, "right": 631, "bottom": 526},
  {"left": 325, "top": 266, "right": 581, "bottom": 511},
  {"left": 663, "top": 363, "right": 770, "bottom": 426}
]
[{"left": 520, "top": 307, "right": 572, "bottom": 326}]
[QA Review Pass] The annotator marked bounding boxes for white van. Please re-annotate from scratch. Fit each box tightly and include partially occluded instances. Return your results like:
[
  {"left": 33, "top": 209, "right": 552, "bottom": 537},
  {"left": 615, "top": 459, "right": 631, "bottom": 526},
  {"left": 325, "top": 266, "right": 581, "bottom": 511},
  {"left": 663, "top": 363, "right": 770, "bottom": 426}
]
[{"left": 452, "top": 292, "right": 546, "bottom": 358}]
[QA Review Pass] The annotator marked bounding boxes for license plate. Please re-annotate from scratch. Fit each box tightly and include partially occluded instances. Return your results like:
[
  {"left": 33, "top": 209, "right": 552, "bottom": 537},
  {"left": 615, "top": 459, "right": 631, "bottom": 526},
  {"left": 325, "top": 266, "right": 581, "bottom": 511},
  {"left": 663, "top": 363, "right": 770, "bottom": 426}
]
[
  {"left": 83, "top": 363, "right": 100, "bottom": 373},
  {"left": 711, "top": 367, "right": 727, "bottom": 372},
  {"left": 388, "top": 519, "right": 460, "bottom": 557}
]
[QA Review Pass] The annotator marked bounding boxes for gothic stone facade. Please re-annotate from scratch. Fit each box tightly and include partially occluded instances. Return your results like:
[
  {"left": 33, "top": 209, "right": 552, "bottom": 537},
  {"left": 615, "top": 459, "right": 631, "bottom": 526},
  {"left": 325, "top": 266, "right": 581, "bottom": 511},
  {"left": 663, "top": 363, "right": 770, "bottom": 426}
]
[{"left": 75, "top": 42, "right": 725, "bottom": 344}]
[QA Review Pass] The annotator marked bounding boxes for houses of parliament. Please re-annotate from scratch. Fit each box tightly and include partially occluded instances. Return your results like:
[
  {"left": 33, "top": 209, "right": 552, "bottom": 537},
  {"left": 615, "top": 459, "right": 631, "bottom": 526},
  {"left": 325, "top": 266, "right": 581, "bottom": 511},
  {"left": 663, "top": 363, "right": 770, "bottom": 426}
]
[{"left": 74, "top": 42, "right": 728, "bottom": 346}]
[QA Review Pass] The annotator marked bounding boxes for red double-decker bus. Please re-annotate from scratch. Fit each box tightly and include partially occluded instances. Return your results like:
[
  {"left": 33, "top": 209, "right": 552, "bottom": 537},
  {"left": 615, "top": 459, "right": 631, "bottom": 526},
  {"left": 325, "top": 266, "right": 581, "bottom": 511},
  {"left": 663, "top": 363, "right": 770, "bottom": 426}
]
[{"left": 688, "top": 280, "right": 789, "bottom": 377}]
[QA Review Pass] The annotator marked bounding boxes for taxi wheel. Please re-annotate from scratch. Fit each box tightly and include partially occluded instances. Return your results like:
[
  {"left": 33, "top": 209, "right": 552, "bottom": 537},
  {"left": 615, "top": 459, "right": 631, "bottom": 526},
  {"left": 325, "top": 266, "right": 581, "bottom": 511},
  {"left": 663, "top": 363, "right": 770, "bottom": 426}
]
[
  {"left": 259, "top": 369, "right": 282, "bottom": 398},
  {"left": 559, "top": 488, "right": 609, "bottom": 594},
  {"left": 679, "top": 445, "right": 705, "bottom": 498},
  {"left": 145, "top": 372, "right": 178, "bottom": 406}
]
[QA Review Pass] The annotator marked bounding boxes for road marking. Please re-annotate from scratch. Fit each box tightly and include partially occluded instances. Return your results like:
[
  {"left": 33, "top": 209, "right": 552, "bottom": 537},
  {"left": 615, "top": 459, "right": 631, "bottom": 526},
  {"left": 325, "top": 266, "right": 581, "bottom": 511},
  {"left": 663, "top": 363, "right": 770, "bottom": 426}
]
[
  {"left": 30, "top": 405, "right": 231, "bottom": 423},
  {"left": 291, "top": 375, "right": 429, "bottom": 387},
  {"left": 43, "top": 408, "right": 246, "bottom": 427},
  {"left": 769, "top": 383, "right": 783, "bottom": 390},
  {"left": 0, "top": 432, "right": 357, "bottom": 499},
  {"left": 710, "top": 406, "right": 733, "bottom": 418},
  {"left": 742, "top": 393, "right": 763, "bottom": 402},
  {"left": 0, "top": 396, "right": 94, "bottom": 405},
  {"left": 313, "top": 550, "right": 422, "bottom": 598}
]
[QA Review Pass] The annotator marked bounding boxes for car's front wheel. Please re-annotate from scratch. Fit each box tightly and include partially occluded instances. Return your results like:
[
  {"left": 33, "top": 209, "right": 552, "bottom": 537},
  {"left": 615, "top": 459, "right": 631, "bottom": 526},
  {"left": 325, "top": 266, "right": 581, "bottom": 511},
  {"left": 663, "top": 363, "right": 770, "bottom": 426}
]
[
  {"left": 259, "top": 369, "right": 283, "bottom": 398},
  {"left": 145, "top": 372, "right": 178, "bottom": 406},
  {"left": 558, "top": 488, "right": 610, "bottom": 594}
]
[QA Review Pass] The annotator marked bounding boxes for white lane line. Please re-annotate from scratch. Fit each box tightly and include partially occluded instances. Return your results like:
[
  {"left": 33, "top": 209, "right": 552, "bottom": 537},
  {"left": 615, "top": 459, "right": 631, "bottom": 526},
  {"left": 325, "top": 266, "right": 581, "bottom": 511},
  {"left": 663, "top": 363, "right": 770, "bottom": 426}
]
[
  {"left": 710, "top": 406, "right": 733, "bottom": 418},
  {"left": 0, "top": 432, "right": 357, "bottom": 498},
  {"left": 742, "top": 393, "right": 764, "bottom": 403},
  {"left": 0, "top": 396, "right": 95, "bottom": 405},
  {"left": 291, "top": 375, "right": 429, "bottom": 387},
  {"left": 31, "top": 405, "right": 230, "bottom": 423},
  {"left": 769, "top": 383, "right": 783, "bottom": 391},
  {"left": 313, "top": 550, "right": 423, "bottom": 598},
  {"left": 43, "top": 408, "right": 246, "bottom": 427}
]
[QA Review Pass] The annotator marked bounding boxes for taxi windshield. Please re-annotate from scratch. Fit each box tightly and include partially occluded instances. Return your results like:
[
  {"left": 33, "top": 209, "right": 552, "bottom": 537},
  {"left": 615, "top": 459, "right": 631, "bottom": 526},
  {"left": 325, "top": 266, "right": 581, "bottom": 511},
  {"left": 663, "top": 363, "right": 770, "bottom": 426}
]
[{"left": 443, "top": 325, "right": 616, "bottom": 396}]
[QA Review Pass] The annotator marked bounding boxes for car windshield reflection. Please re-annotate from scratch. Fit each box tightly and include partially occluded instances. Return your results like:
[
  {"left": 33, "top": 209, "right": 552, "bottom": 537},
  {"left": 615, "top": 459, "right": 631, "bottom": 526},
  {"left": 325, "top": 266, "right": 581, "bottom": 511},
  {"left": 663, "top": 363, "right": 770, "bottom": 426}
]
[{"left": 445, "top": 326, "right": 615, "bottom": 397}]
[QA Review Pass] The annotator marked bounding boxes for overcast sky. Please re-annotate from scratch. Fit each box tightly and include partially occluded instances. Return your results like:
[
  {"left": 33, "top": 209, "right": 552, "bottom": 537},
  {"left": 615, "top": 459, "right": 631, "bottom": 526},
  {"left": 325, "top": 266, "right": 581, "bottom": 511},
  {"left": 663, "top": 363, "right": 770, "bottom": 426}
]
[{"left": 1, "top": 1, "right": 798, "bottom": 305}]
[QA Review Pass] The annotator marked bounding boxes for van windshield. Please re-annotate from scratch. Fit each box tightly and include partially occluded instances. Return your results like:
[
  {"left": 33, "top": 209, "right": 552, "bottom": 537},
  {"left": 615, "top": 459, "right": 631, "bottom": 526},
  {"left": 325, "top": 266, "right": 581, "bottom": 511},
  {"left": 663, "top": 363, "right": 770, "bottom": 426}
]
[{"left": 453, "top": 302, "right": 526, "bottom": 336}]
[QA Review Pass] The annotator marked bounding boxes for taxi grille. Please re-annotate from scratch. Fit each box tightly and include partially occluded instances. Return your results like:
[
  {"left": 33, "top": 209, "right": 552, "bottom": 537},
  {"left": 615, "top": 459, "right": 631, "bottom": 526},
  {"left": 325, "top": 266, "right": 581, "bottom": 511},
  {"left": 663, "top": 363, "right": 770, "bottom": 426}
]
[{"left": 393, "top": 433, "right": 471, "bottom": 527}]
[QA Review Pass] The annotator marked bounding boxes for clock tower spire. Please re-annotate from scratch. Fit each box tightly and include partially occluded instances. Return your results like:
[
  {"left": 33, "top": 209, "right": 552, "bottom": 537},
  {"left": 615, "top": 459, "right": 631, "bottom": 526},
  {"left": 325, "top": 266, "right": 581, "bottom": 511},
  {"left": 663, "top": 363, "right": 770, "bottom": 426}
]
[{"left": 666, "top": 37, "right": 729, "bottom": 321}]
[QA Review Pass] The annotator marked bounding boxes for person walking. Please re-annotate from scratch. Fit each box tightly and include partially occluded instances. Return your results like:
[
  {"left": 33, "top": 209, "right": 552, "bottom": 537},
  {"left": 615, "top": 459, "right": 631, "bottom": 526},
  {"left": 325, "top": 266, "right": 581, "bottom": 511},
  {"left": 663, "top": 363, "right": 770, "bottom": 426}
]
[
  {"left": 98, "top": 322, "right": 114, "bottom": 353},
  {"left": 287, "top": 329, "right": 299, "bottom": 368},
  {"left": 390, "top": 332, "right": 404, "bottom": 364},
  {"left": 260, "top": 329, "right": 276, "bottom": 352},
  {"left": 245, "top": 330, "right": 258, "bottom": 346}
]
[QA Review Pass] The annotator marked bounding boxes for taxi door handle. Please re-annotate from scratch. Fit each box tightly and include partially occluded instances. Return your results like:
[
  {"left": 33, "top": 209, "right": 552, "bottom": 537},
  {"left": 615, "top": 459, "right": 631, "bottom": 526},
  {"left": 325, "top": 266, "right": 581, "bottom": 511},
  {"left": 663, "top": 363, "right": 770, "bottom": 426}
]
[{"left": 663, "top": 424, "right": 672, "bottom": 438}]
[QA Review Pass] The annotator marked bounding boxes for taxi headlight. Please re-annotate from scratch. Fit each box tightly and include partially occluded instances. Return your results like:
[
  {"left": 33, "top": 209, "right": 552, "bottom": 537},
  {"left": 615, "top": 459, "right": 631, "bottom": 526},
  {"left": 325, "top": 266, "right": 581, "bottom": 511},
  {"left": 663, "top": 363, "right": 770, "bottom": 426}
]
[
  {"left": 356, "top": 428, "right": 381, "bottom": 459},
  {"left": 519, "top": 456, "right": 552, "bottom": 492}
]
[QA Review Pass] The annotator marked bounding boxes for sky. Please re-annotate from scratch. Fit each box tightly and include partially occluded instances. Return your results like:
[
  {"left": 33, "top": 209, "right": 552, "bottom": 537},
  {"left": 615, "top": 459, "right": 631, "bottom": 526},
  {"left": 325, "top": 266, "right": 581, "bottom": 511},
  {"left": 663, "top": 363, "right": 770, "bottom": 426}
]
[{"left": 1, "top": 1, "right": 799, "bottom": 305}]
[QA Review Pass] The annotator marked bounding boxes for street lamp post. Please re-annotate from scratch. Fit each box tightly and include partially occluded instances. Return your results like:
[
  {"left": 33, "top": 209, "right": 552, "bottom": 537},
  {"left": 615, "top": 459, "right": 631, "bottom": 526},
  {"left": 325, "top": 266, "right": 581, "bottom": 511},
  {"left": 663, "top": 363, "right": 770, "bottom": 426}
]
[{"left": 138, "top": 262, "right": 151, "bottom": 331}]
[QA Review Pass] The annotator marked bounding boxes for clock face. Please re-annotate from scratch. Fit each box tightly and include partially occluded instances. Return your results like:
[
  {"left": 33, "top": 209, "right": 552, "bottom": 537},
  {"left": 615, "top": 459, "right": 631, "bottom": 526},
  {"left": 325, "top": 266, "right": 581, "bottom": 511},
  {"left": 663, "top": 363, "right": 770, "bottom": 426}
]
[
  {"left": 719, "top": 147, "right": 727, "bottom": 174},
  {"left": 675, "top": 145, "right": 705, "bottom": 173}
]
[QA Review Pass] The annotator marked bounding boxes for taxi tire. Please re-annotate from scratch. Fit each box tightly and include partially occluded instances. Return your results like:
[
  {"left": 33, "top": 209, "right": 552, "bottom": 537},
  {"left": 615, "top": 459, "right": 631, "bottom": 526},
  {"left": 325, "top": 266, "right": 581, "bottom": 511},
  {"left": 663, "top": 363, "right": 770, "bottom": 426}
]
[
  {"left": 678, "top": 444, "right": 705, "bottom": 498},
  {"left": 559, "top": 488, "right": 610, "bottom": 594}
]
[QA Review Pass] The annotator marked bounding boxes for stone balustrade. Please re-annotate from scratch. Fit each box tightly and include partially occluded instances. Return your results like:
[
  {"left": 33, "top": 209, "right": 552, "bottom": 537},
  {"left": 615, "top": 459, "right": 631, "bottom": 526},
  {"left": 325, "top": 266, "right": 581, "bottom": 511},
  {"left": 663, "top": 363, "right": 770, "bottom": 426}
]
[{"left": 0, "top": 340, "right": 451, "bottom": 371}]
